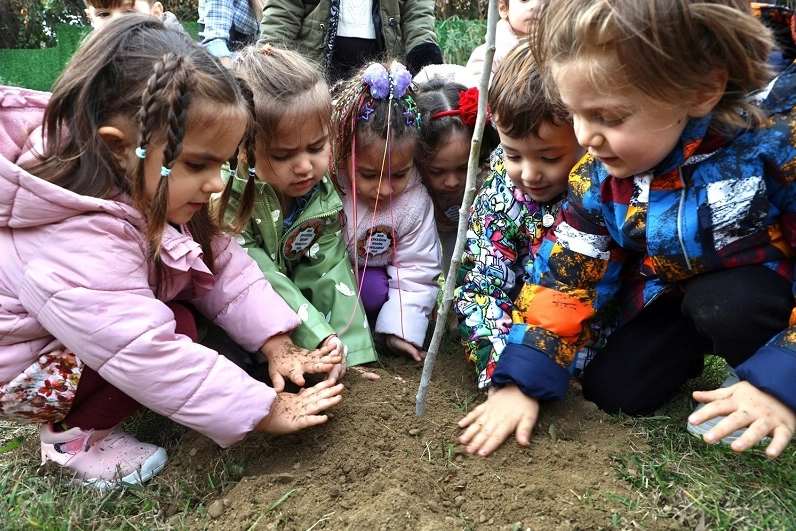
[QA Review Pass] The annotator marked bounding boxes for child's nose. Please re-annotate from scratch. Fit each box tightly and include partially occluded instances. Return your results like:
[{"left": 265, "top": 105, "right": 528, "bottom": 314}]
[
  {"left": 205, "top": 172, "right": 225, "bottom": 194},
  {"left": 294, "top": 155, "right": 313, "bottom": 175},
  {"left": 573, "top": 116, "right": 598, "bottom": 148}
]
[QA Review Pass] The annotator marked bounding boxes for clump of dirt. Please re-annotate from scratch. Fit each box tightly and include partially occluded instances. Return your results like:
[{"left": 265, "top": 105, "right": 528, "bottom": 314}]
[{"left": 166, "top": 349, "right": 650, "bottom": 530}]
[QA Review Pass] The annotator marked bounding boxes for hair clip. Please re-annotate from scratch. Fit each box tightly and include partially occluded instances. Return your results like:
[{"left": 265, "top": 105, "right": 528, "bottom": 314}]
[
  {"left": 135, "top": 147, "right": 147, "bottom": 159},
  {"left": 248, "top": 167, "right": 257, "bottom": 178},
  {"left": 357, "top": 99, "right": 376, "bottom": 122},
  {"left": 389, "top": 62, "right": 412, "bottom": 99},
  {"left": 403, "top": 95, "right": 422, "bottom": 131},
  {"left": 431, "top": 87, "right": 483, "bottom": 128},
  {"left": 363, "top": 63, "right": 390, "bottom": 99},
  {"left": 260, "top": 44, "right": 273, "bottom": 56},
  {"left": 160, "top": 166, "right": 171, "bottom": 178},
  {"left": 228, "top": 168, "right": 237, "bottom": 178}
]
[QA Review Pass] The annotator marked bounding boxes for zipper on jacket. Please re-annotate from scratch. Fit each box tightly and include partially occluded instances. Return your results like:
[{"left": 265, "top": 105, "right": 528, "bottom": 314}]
[{"left": 676, "top": 168, "right": 692, "bottom": 271}]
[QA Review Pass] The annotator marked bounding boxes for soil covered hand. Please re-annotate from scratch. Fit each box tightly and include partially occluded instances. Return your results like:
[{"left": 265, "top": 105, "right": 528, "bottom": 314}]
[
  {"left": 324, "top": 335, "right": 347, "bottom": 382},
  {"left": 689, "top": 380, "right": 796, "bottom": 458},
  {"left": 386, "top": 334, "right": 426, "bottom": 362},
  {"left": 457, "top": 384, "right": 539, "bottom": 457},
  {"left": 260, "top": 333, "right": 343, "bottom": 391},
  {"left": 255, "top": 379, "right": 344, "bottom": 435}
]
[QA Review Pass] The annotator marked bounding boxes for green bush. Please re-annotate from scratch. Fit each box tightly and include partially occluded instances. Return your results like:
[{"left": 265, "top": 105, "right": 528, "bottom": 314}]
[{"left": 1, "top": 19, "right": 485, "bottom": 91}]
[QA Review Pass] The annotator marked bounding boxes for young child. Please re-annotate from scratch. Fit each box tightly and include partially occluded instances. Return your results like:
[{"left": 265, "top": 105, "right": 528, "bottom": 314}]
[
  {"left": 0, "top": 15, "right": 343, "bottom": 491},
  {"left": 84, "top": 0, "right": 184, "bottom": 32},
  {"left": 414, "top": 78, "right": 501, "bottom": 273},
  {"left": 465, "top": 0, "right": 540, "bottom": 82},
  {"left": 218, "top": 45, "right": 377, "bottom": 373},
  {"left": 459, "top": 0, "right": 796, "bottom": 458},
  {"left": 331, "top": 60, "right": 442, "bottom": 362},
  {"left": 453, "top": 43, "right": 585, "bottom": 391}
]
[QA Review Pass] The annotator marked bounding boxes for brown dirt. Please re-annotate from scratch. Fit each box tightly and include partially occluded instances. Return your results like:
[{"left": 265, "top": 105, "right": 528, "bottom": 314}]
[{"left": 163, "top": 345, "right": 658, "bottom": 531}]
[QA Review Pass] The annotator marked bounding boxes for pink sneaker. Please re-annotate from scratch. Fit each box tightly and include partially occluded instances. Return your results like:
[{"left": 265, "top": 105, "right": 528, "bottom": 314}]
[{"left": 40, "top": 424, "right": 168, "bottom": 491}]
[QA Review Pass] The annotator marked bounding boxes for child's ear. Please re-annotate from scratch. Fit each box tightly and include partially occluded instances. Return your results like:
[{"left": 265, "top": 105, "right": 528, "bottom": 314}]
[
  {"left": 150, "top": 2, "right": 164, "bottom": 17},
  {"left": 98, "top": 126, "right": 131, "bottom": 171},
  {"left": 688, "top": 68, "right": 729, "bottom": 118},
  {"left": 498, "top": 0, "right": 509, "bottom": 20}
]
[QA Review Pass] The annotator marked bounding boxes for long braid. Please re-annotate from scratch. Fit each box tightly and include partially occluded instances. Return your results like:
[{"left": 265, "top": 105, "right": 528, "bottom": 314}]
[{"left": 136, "top": 53, "right": 196, "bottom": 292}]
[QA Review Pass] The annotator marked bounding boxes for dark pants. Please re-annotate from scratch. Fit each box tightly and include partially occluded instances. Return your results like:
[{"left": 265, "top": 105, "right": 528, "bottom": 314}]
[
  {"left": 329, "top": 37, "right": 381, "bottom": 85},
  {"left": 582, "top": 265, "right": 793, "bottom": 415},
  {"left": 63, "top": 302, "right": 198, "bottom": 430}
]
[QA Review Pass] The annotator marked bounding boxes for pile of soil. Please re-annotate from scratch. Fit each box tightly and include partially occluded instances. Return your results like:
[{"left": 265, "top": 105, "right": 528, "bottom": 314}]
[{"left": 165, "top": 346, "right": 652, "bottom": 530}]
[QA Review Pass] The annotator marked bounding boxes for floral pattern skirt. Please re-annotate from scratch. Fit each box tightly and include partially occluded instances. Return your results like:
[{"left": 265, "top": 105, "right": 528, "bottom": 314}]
[{"left": 0, "top": 349, "right": 83, "bottom": 423}]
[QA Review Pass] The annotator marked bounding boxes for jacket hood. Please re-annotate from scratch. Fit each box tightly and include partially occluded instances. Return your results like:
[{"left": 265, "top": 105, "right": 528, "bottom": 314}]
[{"left": 0, "top": 86, "right": 143, "bottom": 230}]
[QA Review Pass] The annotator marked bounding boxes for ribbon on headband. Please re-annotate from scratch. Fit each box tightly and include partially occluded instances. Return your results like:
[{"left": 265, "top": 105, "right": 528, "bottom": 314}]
[{"left": 431, "top": 87, "right": 486, "bottom": 128}]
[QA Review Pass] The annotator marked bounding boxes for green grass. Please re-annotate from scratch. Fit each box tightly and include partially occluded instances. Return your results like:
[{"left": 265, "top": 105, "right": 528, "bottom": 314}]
[{"left": 609, "top": 356, "right": 796, "bottom": 529}]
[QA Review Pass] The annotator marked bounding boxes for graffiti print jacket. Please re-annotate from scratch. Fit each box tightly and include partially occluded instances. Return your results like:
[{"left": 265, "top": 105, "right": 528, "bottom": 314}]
[
  {"left": 495, "top": 63, "right": 796, "bottom": 411},
  {"left": 454, "top": 146, "right": 566, "bottom": 389},
  {"left": 223, "top": 171, "right": 376, "bottom": 366}
]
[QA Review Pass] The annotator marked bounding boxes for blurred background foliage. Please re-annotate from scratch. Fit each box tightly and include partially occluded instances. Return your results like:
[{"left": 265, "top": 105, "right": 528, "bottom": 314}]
[{"left": 0, "top": 0, "right": 489, "bottom": 50}]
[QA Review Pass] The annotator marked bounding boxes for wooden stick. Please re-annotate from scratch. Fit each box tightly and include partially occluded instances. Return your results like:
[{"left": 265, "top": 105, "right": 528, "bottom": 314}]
[{"left": 416, "top": 0, "right": 499, "bottom": 415}]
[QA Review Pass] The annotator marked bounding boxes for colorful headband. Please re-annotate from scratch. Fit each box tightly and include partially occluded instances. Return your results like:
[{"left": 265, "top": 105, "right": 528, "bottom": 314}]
[
  {"left": 362, "top": 61, "right": 412, "bottom": 100},
  {"left": 431, "top": 87, "right": 486, "bottom": 128},
  {"left": 358, "top": 61, "right": 421, "bottom": 130}
]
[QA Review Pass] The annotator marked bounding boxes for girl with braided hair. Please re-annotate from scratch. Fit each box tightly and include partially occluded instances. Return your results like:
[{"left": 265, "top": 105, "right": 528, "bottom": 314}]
[
  {"left": 216, "top": 45, "right": 377, "bottom": 376},
  {"left": 331, "top": 60, "right": 442, "bottom": 362},
  {"left": 0, "top": 15, "right": 343, "bottom": 491}
]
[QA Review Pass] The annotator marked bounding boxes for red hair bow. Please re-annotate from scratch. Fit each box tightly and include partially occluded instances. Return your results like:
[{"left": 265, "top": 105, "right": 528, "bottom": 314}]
[{"left": 431, "top": 87, "right": 487, "bottom": 128}]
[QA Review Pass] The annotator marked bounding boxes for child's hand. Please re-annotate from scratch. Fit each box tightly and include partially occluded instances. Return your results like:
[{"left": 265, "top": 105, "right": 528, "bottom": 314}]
[
  {"left": 260, "top": 333, "right": 343, "bottom": 391},
  {"left": 457, "top": 384, "right": 539, "bottom": 457},
  {"left": 323, "top": 335, "right": 346, "bottom": 382},
  {"left": 255, "top": 379, "right": 344, "bottom": 435},
  {"left": 385, "top": 334, "right": 426, "bottom": 362},
  {"left": 689, "top": 380, "right": 796, "bottom": 458}
]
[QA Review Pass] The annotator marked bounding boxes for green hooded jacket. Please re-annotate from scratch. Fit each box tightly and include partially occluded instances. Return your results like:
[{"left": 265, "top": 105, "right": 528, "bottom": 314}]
[{"left": 224, "top": 170, "right": 376, "bottom": 366}]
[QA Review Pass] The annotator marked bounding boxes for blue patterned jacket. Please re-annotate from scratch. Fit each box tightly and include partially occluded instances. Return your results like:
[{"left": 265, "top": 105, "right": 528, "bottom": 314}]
[{"left": 496, "top": 62, "right": 796, "bottom": 412}]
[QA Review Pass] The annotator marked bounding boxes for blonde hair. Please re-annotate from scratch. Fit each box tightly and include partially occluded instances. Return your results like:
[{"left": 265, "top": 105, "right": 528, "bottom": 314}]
[
  {"left": 218, "top": 45, "right": 332, "bottom": 233},
  {"left": 533, "top": 0, "right": 775, "bottom": 131}
]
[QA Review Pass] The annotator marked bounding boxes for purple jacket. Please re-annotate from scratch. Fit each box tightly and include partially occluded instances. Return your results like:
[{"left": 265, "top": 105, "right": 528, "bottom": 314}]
[{"left": 0, "top": 87, "right": 301, "bottom": 447}]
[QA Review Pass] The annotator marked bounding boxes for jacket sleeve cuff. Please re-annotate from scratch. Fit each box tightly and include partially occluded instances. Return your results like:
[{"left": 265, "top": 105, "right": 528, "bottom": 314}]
[
  {"left": 736, "top": 345, "right": 796, "bottom": 413},
  {"left": 204, "top": 38, "right": 232, "bottom": 59},
  {"left": 406, "top": 42, "right": 443, "bottom": 75},
  {"left": 490, "top": 343, "right": 570, "bottom": 402}
]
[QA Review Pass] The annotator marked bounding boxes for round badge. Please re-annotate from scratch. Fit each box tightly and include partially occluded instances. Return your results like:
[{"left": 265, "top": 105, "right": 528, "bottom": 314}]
[
  {"left": 357, "top": 225, "right": 395, "bottom": 261},
  {"left": 283, "top": 219, "right": 324, "bottom": 260}
]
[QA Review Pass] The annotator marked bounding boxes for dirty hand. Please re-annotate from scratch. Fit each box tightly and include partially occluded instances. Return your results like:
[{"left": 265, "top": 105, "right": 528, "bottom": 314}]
[
  {"left": 260, "top": 333, "right": 343, "bottom": 392},
  {"left": 457, "top": 384, "right": 539, "bottom": 457},
  {"left": 255, "top": 379, "right": 344, "bottom": 434},
  {"left": 385, "top": 334, "right": 426, "bottom": 362},
  {"left": 323, "top": 335, "right": 347, "bottom": 381},
  {"left": 689, "top": 380, "right": 795, "bottom": 458}
]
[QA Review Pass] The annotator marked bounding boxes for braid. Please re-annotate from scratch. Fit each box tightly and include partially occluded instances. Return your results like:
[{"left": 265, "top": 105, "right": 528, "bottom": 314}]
[{"left": 135, "top": 53, "right": 197, "bottom": 286}]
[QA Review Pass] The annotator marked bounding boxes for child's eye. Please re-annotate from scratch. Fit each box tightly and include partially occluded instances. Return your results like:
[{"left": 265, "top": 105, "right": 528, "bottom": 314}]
[
  {"left": 185, "top": 161, "right": 207, "bottom": 172},
  {"left": 269, "top": 153, "right": 290, "bottom": 162},
  {"left": 505, "top": 154, "right": 521, "bottom": 162},
  {"left": 308, "top": 143, "right": 327, "bottom": 154},
  {"left": 96, "top": 11, "right": 110, "bottom": 18},
  {"left": 597, "top": 114, "right": 624, "bottom": 127},
  {"left": 542, "top": 156, "right": 563, "bottom": 164}
]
